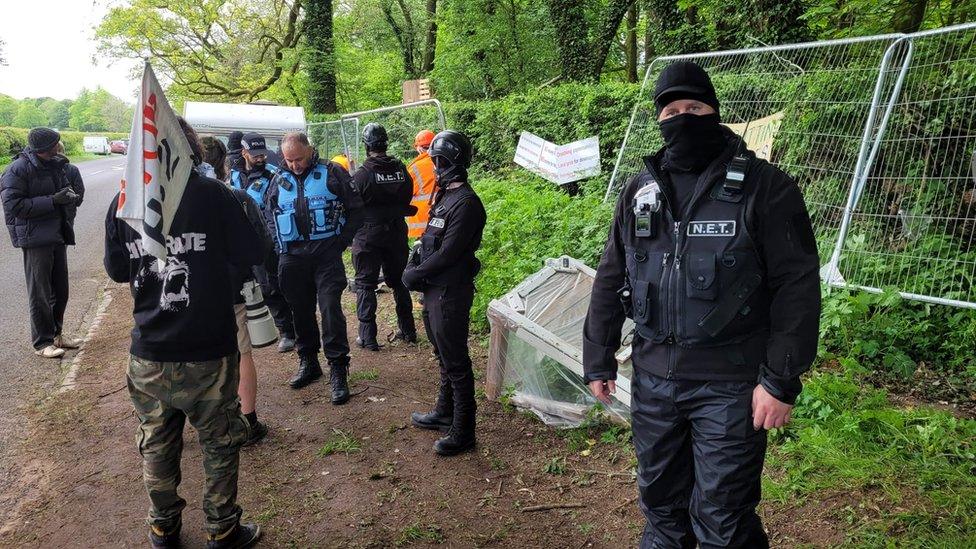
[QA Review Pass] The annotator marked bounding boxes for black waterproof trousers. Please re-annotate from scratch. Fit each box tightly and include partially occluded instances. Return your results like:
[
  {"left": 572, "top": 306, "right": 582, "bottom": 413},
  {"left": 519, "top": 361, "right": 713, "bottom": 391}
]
[
  {"left": 23, "top": 244, "right": 69, "bottom": 350},
  {"left": 352, "top": 219, "right": 415, "bottom": 344},
  {"left": 278, "top": 253, "right": 350, "bottom": 365},
  {"left": 421, "top": 283, "right": 475, "bottom": 432},
  {"left": 632, "top": 370, "right": 769, "bottom": 549},
  {"left": 253, "top": 250, "right": 295, "bottom": 339}
]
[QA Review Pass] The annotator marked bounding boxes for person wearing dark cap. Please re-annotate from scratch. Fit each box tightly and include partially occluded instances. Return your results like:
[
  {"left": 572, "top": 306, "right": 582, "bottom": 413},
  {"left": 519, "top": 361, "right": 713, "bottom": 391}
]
[
  {"left": 226, "top": 130, "right": 246, "bottom": 175},
  {"left": 1, "top": 128, "right": 84, "bottom": 358},
  {"left": 582, "top": 60, "right": 821, "bottom": 548},
  {"left": 351, "top": 123, "right": 417, "bottom": 351},
  {"left": 230, "top": 132, "right": 297, "bottom": 353}
]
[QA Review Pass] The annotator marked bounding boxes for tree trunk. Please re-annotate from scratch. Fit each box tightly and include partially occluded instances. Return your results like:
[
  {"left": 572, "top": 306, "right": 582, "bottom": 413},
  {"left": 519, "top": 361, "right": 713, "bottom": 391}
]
[
  {"left": 304, "top": 0, "right": 337, "bottom": 114},
  {"left": 626, "top": 3, "right": 638, "bottom": 82},
  {"left": 588, "top": 0, "right": 637, "bottom": 79},
  {"left": 892, "top": 0, "right": 928, "bottom": 34},
  {"left": 643, "top": 0, "right": 654, "bottom": 69},
  {"left": 421, "top": 0, "right": 437, "bottom": 74},
  {"left": 545, "top": 0, "right": 593, "bottom": 82},
  {"left": 381, "top": 0, "right": 418, "bottom": 78}
]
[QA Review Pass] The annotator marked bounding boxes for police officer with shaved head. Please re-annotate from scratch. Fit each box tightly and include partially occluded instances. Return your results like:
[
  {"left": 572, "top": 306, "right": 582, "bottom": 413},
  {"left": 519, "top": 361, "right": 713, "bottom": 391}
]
[
  {"left": 270, "top": 132, "right": 364, "bottom": 404},
  {"left": 351, "top": 123, "right": 417, "bottom": 350},
  {"left": 583, "top": 61, "right": 821, "bottom": 547}
]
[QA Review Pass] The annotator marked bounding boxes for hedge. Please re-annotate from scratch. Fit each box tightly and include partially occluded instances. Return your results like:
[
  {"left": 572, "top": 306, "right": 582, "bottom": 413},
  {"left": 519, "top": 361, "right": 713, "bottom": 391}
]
[{"left": 0, "top": 127, "right": 128, "bottom": 158}]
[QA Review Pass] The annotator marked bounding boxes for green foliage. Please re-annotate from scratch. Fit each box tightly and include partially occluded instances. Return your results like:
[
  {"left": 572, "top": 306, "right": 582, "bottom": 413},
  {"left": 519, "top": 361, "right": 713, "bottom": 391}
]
[
  {"left": 68, "top": 88, "right": 133, "bottom": 132},
  {"left": 396, "top": 523, "right": 444, "bottom": 545},
  {"left": 471, "top": 173, "right": 613, "bottom": 331},
  {"left": 316, "top": 429, "right": 362, "bottom": 456},
  {"left": 448, "top": 82, "right": 640, "bottom": 174},
  {"left": 765, "top": 369, "right": 976, "bottom": 546}
]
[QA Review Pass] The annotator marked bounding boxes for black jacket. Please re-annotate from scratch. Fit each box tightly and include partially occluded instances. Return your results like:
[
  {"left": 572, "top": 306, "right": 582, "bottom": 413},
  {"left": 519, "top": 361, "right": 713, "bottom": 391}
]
[
  {"left": 1, "top": 149, "right": 82, "bottom": 248},
  {"left": 353, "top": 154, "right": 414, "bottom": 221},
  {"left": 582, "top": 136, "right": 821, "bottom": 404},
  {"left": 228, "top": 186, "right": 274, "bottom": 303},
  {"left": 403, "top": 183, "right": 486, "bottom": 289},
  {"left": 104, "top": 172, "right": 265, "bottom": 362}
]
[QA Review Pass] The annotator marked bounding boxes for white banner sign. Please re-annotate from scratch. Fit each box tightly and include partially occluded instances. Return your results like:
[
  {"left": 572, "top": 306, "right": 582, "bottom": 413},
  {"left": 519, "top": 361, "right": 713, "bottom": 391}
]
[
  {"left": 117, "top": 62, "right": 192, "bottom": 263},
  {"left": 514, "top": 132, "right": 601, "bottom": 185}
]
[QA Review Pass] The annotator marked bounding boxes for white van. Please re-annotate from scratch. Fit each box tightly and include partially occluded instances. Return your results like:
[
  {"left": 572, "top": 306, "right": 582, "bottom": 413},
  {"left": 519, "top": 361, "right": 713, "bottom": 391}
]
[
  {"left": 183, "top": 101, "right": 307, "bottom": 164},
  {"left": 83, "top": 136, "right": 110, "bottom": 155}
]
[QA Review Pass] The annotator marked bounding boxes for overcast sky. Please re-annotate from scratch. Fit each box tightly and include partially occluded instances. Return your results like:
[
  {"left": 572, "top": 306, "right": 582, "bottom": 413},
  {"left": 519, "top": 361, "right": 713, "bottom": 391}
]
[{"left": 0, "top": 0, "right": 138, "bottom": 102}]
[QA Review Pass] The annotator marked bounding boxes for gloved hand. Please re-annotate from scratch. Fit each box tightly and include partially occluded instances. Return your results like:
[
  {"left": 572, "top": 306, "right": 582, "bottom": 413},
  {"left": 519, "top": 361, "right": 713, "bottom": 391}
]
[
  {"left": 402, "top": 267, "right": 425, "bottom": 292},
  {"left": 408, "top": 242, "right": 423, "bottom": 267},
  {"left": 52, "top": 187, "right": 78, "bottom": 205}
]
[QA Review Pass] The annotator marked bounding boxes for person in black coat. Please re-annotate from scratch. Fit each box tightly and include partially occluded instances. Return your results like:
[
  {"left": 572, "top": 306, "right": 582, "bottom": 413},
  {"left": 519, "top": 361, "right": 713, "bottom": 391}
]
[
  {"left": 583, "top": 61, "right": 821, "bottom": 548},
  {"left": 1, "top": 128, "right": 84, "bottom": 358},
  {"left": 403, "top": 130, "right": 487, "bottom": 456}
]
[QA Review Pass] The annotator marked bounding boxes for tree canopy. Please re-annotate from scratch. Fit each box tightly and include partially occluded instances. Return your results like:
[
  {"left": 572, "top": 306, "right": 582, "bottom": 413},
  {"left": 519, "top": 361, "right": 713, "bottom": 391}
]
[{"left": 92, "top": 0, "right": 974, "bottom": 113}]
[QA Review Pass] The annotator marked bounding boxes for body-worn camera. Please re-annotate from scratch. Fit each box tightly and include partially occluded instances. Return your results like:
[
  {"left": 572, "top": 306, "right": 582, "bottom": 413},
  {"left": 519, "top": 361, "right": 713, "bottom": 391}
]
[{"left": 633, "top": 180, "right": 661, "bottom": 238}]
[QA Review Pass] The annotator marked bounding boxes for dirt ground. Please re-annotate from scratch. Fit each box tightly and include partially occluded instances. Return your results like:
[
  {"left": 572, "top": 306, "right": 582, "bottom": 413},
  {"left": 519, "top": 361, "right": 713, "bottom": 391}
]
[{"left": 0, "top": 284, "right": 847, "bottom": 548}]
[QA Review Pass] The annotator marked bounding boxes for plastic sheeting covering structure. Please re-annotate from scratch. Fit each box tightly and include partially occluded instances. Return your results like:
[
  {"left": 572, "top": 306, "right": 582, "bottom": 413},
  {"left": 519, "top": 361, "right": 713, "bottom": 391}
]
[{"left": 486, "top": 257, "right": 633, "bottom": 427}]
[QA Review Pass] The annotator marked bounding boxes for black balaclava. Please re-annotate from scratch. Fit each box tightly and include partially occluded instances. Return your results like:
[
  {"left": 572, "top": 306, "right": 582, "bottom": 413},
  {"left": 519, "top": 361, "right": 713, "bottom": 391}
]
[
  {"left": 654, "top": 61, "right": 727, "bottom": 173},
  {"left": 432, "top": 156, "right": 467, "bottom": 187},
  {"left": 659, "top": 113, "right": 728, "bottom": 173}
]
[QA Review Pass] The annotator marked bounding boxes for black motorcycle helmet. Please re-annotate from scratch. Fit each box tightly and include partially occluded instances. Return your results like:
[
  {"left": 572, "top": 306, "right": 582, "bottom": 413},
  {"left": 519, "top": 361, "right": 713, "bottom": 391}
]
[
  {"left": 428, "top": 130, "right": 472, "bottom": 186},
  {"left": 362, "top": 122, "right": 388, "bottom": 152}
]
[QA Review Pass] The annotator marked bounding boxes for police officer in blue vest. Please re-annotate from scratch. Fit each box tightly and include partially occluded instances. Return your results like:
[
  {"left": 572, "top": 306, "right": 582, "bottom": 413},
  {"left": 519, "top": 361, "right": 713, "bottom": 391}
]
[
  {"left": 351, "top": 123, "right": 417, "bottom": 351},
  {"left": 269, "top": 132, "right": 364, "bottom": 404},
  {"left": 230, "top": 133, "right": 297, "bottom": 353},
  {"left": 583, "top": 61, "right": 821, "bottom": 547}
]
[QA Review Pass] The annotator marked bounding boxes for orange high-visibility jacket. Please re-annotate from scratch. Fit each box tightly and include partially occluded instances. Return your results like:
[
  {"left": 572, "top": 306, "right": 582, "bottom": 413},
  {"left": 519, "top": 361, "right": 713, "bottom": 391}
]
[{"left": 406, "top": 152, "right": 436, "bottom": 238}]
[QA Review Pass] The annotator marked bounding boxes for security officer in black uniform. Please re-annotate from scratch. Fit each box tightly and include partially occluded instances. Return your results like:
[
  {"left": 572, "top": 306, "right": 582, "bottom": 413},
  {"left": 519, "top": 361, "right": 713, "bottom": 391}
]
[
  {"left": 230, "top": 132, "right": 297, "bottom": 353},
  {"left": 270, "top": 132, "right": 364, "bottom": 405},
  {"left": 351, "top": 123, "right": 417, "bottom": 350},
  {"left": 583, "top": 61, "right": 821, "bottom": 548},
  {"left": 403, "top": 130, "right": 486, "bottom": 456}
]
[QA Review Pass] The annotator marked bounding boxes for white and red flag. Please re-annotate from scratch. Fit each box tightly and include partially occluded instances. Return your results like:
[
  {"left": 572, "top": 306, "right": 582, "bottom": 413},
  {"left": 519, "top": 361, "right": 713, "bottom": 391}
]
[{"left": 117, "top": 62, "right": 192, "bottom": 263}]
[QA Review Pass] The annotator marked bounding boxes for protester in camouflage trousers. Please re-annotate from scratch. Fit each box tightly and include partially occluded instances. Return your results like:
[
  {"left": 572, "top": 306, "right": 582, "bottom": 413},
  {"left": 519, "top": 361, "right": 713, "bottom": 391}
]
[{"left": 104, "top": 118, "right": 267, "bottom": 548}]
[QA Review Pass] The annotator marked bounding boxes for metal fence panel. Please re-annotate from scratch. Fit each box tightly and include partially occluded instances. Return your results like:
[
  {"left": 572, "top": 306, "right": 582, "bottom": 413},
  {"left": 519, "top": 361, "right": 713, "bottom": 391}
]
[
  {"left": 339, "top": 99, "right": 447, "bottom": 173},
  {"left": 307, "top": 118, "right": 359, "bottom": 164},
  {"left": 829, "top": 23, "right": 976, "bottom": 308}
]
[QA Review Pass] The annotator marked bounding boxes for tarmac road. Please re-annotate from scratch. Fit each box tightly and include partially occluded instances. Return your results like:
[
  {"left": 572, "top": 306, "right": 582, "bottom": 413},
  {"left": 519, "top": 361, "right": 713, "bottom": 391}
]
[{"left": 0, "top": 154, "right": 125, "bottom": 491}]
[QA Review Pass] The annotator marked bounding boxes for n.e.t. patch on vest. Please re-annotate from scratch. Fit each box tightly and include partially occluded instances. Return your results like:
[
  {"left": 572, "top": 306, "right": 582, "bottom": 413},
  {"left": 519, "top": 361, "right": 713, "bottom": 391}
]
[{"left": 687, "top": 220, "right": 736, "bottom": 237}]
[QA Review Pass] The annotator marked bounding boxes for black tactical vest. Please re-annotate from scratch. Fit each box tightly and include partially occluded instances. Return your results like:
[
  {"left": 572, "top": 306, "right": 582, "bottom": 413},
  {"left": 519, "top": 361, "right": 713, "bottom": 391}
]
[{"left": 625, "top": 150, "right": 770, "bottom": 348}]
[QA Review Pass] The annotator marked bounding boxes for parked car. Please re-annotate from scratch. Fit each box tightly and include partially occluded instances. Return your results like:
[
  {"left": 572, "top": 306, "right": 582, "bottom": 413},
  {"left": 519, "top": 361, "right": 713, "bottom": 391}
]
[
  {"left": 110, "top": 140, "right": 128, "bottom": 154},
  {"left": 83, "top": 136, "right": 111, "bottom": 155}
]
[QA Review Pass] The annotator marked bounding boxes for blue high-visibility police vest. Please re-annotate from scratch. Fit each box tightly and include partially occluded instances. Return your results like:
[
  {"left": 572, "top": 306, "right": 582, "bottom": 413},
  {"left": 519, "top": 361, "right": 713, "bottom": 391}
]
[
  {"left": 273, "top": 162, "right": 345, "bottom": 252},
  {"left": 230, "top": 166, "right": 279, "bottom": 209}
]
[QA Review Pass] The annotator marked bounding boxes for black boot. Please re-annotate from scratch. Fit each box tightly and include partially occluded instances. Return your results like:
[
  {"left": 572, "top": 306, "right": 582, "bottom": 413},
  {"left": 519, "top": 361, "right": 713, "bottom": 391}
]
[
  {"left": 412, "top": 374, "right": 453, "bottom": 431},
  {"left": 206, "top": 523, "right": 261, "bottom": 549},
  {"left": 289, "top": 353, "right": 322, "bottom": 389},
  {"left": 433, "top": 376, "right": 476, "bottom": 456},
  {"left": 391, "top": 330, "right": 418, "bottom": 344},
  {"left": 330, "top": 363, "right": 350, "bottom": 405},
  {"left": 148, "top": 519, "right": 181, "bottom": 549},
  {"left": 355, "top": 336, "right": 381, "bottom": 351}
]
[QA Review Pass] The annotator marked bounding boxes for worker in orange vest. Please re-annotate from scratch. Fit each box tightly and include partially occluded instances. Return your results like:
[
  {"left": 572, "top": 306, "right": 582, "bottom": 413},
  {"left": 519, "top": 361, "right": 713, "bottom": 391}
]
[{"left": 406, "top": 130, "right": 437, "bottom": 238}]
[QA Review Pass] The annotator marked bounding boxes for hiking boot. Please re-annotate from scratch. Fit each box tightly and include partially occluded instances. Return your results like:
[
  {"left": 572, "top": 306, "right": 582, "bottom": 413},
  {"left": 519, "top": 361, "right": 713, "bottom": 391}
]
[
  {"left": 433, "top": 428, "right": 477, "bottom": 456},
  {"left": 243, "top": 421, "right": 268, "bottom": 446},
  {"left": 412, "top": 375, "right": 453, "bottom": 431},
  {"left": 54, "top": 335, "right": 83, "bottom": 349},
  {"left": 289, "top": 354, "right": 322, "bottom": 389},
  {"left": 330, "top": 364, "right": 350, "bottom": 405},
  {"left": 35, "top": 345, "right": 65, "bottom": 359},
  {"left": 149, "top": 520, "right": 182, "bottom": 548},
  {"left": 411, "top": 411, "right": 452, "bottom": 431},
  {"left": 355, "top": 337, "right": 381, "bottom": 351},
  {"left": 206, "top": 523, "right": 261, "bottom": 549},
  {"left": 390, "top": 331, "right": 418, "bottom": 344},
  {"left": 277, "top": 337, "right": 295, "bottom": 353}
]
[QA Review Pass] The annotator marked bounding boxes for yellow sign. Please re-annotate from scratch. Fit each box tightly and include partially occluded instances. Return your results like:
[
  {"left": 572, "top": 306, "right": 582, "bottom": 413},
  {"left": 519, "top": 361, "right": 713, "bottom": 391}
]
[{"left": 724, "top": 111, "right": 784, "bottom": 161}]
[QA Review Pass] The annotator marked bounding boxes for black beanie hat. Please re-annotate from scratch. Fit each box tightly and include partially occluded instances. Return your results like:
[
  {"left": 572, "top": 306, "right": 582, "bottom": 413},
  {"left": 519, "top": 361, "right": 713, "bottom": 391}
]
[
  {"left": 228, "top": 131, "right": 244, "bottom": 152},
  {"left": 654, "top": 61, "right": 721, "bottom": 117},
  {"left": 28, "top": 128, "right": 61, "bottom": 153}
]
